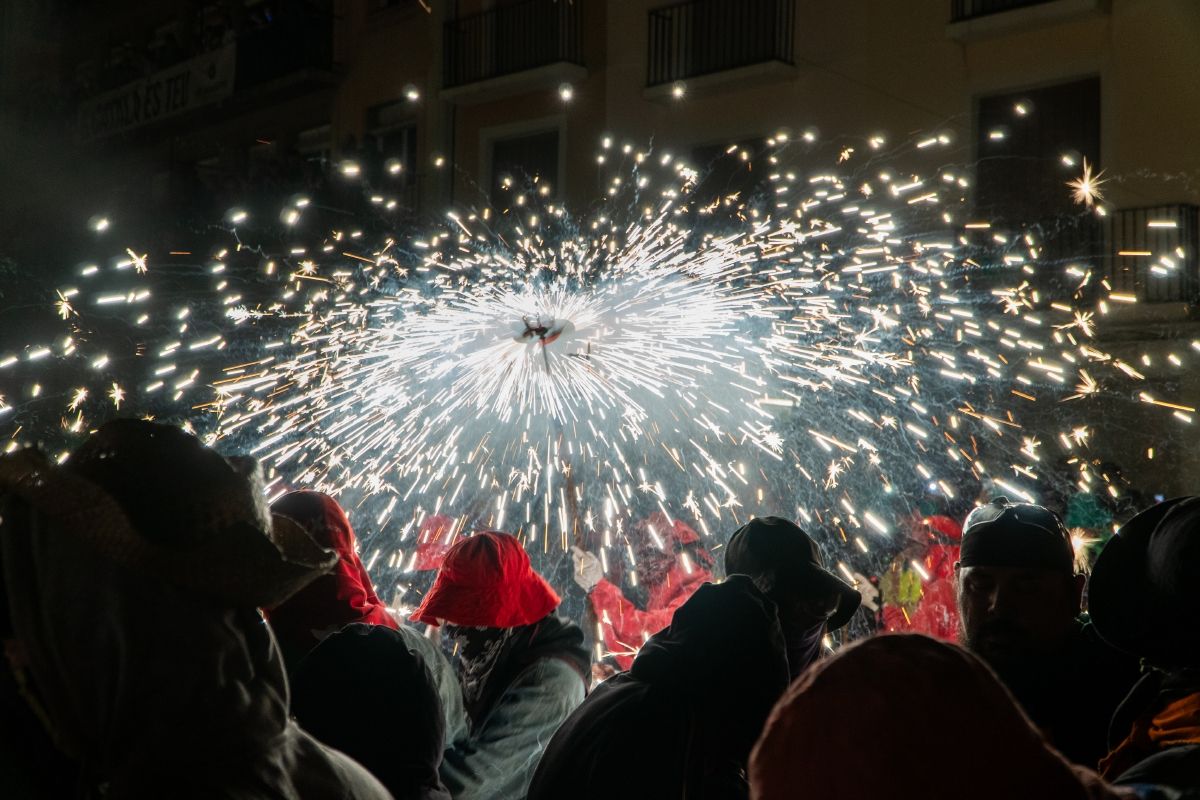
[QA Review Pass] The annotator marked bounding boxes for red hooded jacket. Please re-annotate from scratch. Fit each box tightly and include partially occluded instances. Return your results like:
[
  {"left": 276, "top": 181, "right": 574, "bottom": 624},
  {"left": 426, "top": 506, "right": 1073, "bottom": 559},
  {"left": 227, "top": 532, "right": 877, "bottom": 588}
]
[
  {"left": 264, "top": 491, "right": 398, "bottom": 665},
  {"left": 589, "top": 514, "right": 713, "bottom": 670}
]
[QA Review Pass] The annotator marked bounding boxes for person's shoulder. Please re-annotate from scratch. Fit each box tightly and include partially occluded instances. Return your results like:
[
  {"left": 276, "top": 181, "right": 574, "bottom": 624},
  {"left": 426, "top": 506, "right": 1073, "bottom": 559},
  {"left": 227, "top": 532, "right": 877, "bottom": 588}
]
[{"left": 283, "top": 722, "right": 394, "bottom": 800}]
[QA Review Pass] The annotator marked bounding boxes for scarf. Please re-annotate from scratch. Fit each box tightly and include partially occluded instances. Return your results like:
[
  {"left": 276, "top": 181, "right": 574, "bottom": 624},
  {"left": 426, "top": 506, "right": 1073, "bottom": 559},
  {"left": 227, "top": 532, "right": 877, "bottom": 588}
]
[{"left": 1100, "top": 691, "right": 1200, "bottom": 779}]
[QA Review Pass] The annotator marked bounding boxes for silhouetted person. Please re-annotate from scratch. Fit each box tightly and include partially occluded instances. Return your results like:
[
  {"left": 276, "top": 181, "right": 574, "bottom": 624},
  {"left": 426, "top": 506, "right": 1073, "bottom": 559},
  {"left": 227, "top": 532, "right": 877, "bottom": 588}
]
[
  {"left": 955, "top": 497, "right": 1141, "bottom": 767},
  {"left": 1091, "top": 496, "right": 1200, "bottom": 791},
  {"left": 0, "top": 420, "right": 390, "bottom": 799},
  {"left": 292, "top": 623, "right": 451, "bottom": 800},
  {"left": 528, "top": 575, "right": 789, "bottom": 800},
  {"left": 751, "top": 634, "right": 1134, "bottom": 800}
]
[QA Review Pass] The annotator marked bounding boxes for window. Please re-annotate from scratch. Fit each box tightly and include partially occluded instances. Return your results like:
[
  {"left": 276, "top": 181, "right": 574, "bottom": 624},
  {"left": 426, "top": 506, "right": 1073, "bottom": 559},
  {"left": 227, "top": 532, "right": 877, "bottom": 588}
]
[
  {"left": 367, "top": 101, "right": 418, "bottom": 182},
  {"left": 490, "top": 129, "right": 560, "bottom": 207},
  {"left": 974, "top": 77, "right": 1101, "bottom": 296}
]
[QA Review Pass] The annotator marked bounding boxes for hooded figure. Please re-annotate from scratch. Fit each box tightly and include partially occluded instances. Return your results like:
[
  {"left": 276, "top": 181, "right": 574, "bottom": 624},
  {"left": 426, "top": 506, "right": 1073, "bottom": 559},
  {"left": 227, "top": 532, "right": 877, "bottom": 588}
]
[
  {"left": 0, "top": 419, "right": 390, "bottom": 800},
  {"left": 412, "top": 530, "right": 589, "bottom": 800},
  {"left": 264, "top": 490, "right": 398, "bottom": 670},
  {"left": 1090, "top": 497, "right": 1200, "bottom": 791},
  {"left": 723, "top": 516, "right": 861, "bottom": 680},
  {"left": 527, "top": 575, "right": 790, "bottom": 800},
  {"left": 291, "top": 623, "right": 451, "bottom": 800},
  {"left": 572, "top": 512, "right": 714, "bottom": 669},
  {"left": 750, "top": 634, "right": 1137, "bottom": 800}
]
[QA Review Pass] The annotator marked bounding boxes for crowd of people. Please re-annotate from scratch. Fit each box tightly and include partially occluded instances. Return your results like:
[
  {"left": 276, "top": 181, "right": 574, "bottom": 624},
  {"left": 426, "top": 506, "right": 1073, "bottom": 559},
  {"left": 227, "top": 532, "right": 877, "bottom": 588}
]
[{"left": 0, "top": 418, "right": 1197, "bottom": 798}]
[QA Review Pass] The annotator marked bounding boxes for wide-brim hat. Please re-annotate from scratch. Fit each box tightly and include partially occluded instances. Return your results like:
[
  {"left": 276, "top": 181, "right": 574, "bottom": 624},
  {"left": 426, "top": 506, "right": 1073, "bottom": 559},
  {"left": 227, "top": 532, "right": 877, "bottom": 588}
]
[
  {"left": 411, "top": 530, "right": 559, "bottom": 628},
  {"left": 0, "top": 420, "right": 336, "bottom": 609},
  {"left": 725, "top": 516, "right": 862, "bottom": 631},
  {"left": 1089, "top": 496, "right": 1200, "bottom": 667}
]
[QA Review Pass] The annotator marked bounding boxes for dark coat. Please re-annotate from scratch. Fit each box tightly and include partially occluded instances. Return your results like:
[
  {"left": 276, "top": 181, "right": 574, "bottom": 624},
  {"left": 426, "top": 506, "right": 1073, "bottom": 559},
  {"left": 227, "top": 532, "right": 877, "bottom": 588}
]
[
  {"left": 527, "top": 576, "right": 789, "bottom": 800},
  {"left": 1107, "top": 669, "right": 1200, "bottom": 793},
  {"left": 999, "top": 619, "right": 1142, "bottom": 768},
  {"left": 291, "top": 623, "right": 452, "bottom": 800}
]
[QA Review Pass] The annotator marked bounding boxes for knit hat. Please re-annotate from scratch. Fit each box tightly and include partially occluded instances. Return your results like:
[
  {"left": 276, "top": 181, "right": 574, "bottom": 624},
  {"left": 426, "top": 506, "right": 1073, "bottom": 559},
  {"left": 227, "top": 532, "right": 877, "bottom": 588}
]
[{"left": 411, "top": 531, "right": 560, "bottom": 628}]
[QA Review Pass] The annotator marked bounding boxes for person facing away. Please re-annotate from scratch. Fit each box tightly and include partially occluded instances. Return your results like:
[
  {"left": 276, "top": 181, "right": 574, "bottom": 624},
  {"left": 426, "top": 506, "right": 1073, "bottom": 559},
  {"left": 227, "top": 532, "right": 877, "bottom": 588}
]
[
  {"left": 529, "top": 516, "right": 859, "bottom": 800},
  {"left": 0, "top": 419, "right": 391, "bottom": 800},
  {"left": 411, "top": 529, "right": 589, "bottom": 800},
  {"left": 527, "top": 574, "right": 790, "bottom": 800},
  {"left": 1089, "top": 496, "right": 1200, "bottom": 793},
  {"left": 264, "top": 489, "right": 399, "bottom": 672},
  {"left": 955, "top": 497, "right": 1142, "bottom": 768},
  {"left": 572, "top": 511, "right": 715, "bottom": 670},
  {"left": 749, "top": 634, "right": 1141, "bottom": 800},
  {"left": 291, "top": 623, "right": 452, "bottom": 800}
]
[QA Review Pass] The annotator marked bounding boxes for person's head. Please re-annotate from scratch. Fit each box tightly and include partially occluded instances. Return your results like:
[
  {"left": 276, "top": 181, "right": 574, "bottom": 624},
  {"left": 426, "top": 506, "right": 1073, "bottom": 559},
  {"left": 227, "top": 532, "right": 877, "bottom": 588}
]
[
  {"left": 955, "top": 498, "right": 1084, "bottom": 669},
  {"left": 630, "top": 512, "right": 711, "bottom": 585},
  {"left": 0, "top": 420, "right": 333, "bottom": 784},
  {"left": 291, "top": 624, "right": 448, "bottom": 799},
  {"left": 725, "top": 517, "right": 861, "bottom": 676},
  {"left": 410, "top": 530, "right": 559, "bottom": 632},
  {"left": 749, "top": 635, "right": 1120, "bottom": 800},
  {"left": 1089, "top": 496, "right": 1200, "bottom": 669}
]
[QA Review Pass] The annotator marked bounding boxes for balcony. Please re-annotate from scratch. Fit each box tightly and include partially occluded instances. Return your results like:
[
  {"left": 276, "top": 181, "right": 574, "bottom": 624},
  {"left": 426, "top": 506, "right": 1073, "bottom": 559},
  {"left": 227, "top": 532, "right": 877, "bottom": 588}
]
[
  {"left": 951, "top": 0, "right": 1056, "bottom": 20},
  {"left": 75, "top": 13, "right": 333, "bottom": 142},
  {"left": 646, "top": 0, "right": 795, "bottom": 92},
  {"left": 442, "top": 0, "right": 584, "bottom": 103},
  {"left": 1105, "top": 205, "right": 1200, "bottom": 305},
  {"left": 947, "top": 0, "right": 1106, "bottom": 41}
]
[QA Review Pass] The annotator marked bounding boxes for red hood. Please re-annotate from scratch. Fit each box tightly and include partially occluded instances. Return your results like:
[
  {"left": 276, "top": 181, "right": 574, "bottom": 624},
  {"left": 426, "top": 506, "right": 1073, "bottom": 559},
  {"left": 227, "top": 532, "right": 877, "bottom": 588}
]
[
  {"left": 411, "top": 530, "right": 560, "bottom": 628},
  {"left": 264, "top": 491, "right": 397, "bottom": 658}
]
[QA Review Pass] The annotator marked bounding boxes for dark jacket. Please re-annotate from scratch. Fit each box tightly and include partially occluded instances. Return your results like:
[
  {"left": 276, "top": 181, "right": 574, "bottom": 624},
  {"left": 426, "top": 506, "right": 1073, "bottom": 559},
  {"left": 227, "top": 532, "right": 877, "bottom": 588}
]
[
  {"left": 291, "top": 623, "right": 452, "bottom": 800},
  {"left": 999, "top": 619, "right": 1142, "bottom": 768},
  {"left": 527, "top": 576, "right": 789, "bottom": 800},
  {"left": 1106, "top": 669, "right": 1200, "bottom": 793}
]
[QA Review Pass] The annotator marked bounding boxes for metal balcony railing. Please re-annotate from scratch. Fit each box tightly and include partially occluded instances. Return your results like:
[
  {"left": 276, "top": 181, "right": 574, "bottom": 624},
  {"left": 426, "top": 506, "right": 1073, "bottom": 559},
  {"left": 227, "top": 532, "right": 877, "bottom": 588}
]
[
  {"left": 443, "top": 0, "right": 583, "bottom": 89},
  {"left": 1106, "top": 205, "right": 1200, "bottom": 304},
  {"left": 951, "top": 0, "right": 1057, "bottom": 22},
  {"left": 647, "top": 0, "right": 795, "bottom": 87}
]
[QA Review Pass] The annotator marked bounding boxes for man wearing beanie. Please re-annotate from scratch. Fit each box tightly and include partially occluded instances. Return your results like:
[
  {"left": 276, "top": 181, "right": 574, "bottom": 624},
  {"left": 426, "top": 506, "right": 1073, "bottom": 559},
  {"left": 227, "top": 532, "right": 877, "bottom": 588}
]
[{"left": 955, "top": 497, "right": 1141, "bottom": 767}]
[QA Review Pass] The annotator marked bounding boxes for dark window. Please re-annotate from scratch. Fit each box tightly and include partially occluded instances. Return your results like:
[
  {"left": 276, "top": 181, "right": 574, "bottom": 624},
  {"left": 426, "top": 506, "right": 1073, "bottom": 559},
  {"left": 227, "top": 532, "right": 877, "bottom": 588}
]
[
  {"left": 490, "top": 129, "right": 559, "bottom": 207},
  {"left": 976, "top": 77, "right": 1099, "bottom": 220},
  {"left": 974, "top": 77, "right": 1101, "bottom": 297},
  {"left": 952, "top": 0, "right": 1057, "bottom": 22}
]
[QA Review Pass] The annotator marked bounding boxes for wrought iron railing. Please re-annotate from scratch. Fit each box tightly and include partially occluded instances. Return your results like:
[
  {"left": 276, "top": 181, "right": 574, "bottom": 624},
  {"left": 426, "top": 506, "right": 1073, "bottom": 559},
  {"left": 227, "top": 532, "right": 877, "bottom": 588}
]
[
  {"left": 1106, "top": 205, "right": 1200, "bottom": 304},
  {"left": 951, "top": 0, "right": 1057, "bottom": 22},
  {"left": 646, "top": 0, "right": 795, "bottom": 87},
  {"left": 443, "top": 0, "right": 583, "bottom": 89}
]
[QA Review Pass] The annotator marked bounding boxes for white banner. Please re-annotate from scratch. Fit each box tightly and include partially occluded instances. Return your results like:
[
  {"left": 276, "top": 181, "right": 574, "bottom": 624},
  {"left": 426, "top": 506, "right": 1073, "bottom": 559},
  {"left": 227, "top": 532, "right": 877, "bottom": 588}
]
[{"left": 78, "top": 43, "right": 236, "bottom": 141}]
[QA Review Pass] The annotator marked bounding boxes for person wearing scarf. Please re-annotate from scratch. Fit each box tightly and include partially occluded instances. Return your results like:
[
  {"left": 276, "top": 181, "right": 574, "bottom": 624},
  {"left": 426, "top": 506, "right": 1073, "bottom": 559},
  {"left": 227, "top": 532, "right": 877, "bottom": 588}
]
[
  {"left": 411, "top": 530, "right": 589, "bottom": 800},
  {"left": 723, "top": 516, "right": 862, "bottom": 680},
  {"left": 1090, "top": 497, "right": 1200, "bottom": 792},
  {"left": 263, "top": 490, "right": 399, "bottom": 672}
]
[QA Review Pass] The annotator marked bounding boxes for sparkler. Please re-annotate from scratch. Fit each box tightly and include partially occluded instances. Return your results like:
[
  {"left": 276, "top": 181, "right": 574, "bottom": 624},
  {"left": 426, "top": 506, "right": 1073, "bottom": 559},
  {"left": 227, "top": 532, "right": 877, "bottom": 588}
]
[{"left": 0, "top": 122, "right": 1192, "bottom": 631}]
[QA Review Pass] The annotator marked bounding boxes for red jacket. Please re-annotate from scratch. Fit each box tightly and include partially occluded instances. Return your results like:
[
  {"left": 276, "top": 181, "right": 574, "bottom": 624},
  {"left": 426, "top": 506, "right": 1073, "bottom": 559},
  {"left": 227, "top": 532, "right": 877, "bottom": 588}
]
[
  {"left": 589, "top": 515, "right": 713, "bottom": 670},
  {"left": 265, "top": 491, "right": 398, "bottom": 663}
]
